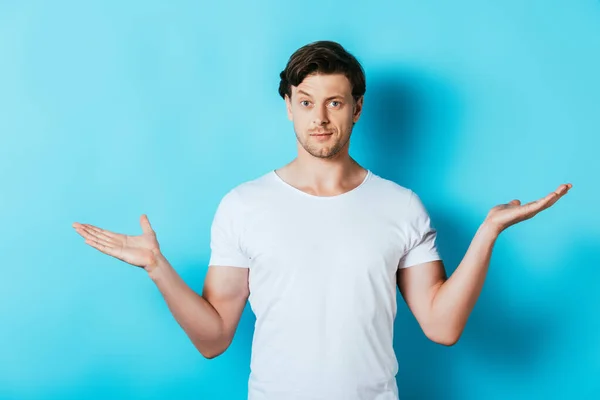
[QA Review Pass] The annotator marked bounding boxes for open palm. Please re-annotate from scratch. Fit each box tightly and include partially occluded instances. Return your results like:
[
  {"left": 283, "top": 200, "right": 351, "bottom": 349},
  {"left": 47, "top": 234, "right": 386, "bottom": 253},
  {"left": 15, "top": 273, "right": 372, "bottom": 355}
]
[
  {"left": 485, "top": 183, "right": 573, "bottom": 234},
  {"left": 72, "top": 214, "right": 160, "bottom": 269}
]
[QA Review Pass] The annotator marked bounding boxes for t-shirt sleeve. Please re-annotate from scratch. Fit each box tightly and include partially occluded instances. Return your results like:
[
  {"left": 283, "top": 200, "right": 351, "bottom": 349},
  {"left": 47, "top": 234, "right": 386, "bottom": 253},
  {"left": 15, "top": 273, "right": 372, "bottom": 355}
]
[
  {"left": 397, "top": 191, "right": 442, "bottom": 269},
  {"left": 208, "top": 189, "right": 250, "bottom": 268}
]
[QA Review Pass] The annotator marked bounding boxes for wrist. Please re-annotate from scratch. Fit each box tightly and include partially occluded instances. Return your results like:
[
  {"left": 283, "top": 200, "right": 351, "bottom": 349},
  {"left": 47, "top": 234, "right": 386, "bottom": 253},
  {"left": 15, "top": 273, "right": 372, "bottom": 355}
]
[
  {"left": 145, "top": 250, "right": 172, "bottom": 281},
  {"left": 479, "top": 220, "right": 501, "bottom": 241}
]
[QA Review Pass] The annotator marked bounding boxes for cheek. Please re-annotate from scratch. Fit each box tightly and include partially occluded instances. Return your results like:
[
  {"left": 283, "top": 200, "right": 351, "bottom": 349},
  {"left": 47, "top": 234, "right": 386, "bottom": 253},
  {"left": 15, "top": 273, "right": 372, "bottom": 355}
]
[
  {"left": 290, "top": 115, "right": 307, "bottom": 134},
  {"left": 334, "top": 111, "right": 354, "bottom": 127},
  {"left": 292, "top": 111, "right": 311, "bottom": 127}
]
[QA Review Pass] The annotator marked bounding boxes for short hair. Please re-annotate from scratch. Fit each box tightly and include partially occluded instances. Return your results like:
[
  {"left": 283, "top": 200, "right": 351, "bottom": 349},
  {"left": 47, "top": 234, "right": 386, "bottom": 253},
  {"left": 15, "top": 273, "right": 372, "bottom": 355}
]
[{"left": 278, "top": 40, "right": 366, "bottom": 102}]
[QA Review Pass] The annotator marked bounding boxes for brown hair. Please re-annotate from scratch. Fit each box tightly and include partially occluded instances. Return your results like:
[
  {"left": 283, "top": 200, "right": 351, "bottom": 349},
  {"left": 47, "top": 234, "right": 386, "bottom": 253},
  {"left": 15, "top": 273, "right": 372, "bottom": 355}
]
[{"left": 278, "top": 41, "right": 366, "bottom": 102}]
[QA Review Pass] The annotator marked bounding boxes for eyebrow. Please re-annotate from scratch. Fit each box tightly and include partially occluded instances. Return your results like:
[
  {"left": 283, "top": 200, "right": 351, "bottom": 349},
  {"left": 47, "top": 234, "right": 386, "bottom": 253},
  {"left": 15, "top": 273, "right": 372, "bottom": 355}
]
[{"left": 296, "top": 90, "right": 344, "bottom": 101}]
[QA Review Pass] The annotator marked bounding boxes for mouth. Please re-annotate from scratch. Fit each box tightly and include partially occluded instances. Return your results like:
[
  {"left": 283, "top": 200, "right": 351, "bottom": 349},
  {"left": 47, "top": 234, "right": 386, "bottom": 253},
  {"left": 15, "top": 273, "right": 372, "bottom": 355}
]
[{"left": 310, "top": 132, "right": 333, "bottom": 141}]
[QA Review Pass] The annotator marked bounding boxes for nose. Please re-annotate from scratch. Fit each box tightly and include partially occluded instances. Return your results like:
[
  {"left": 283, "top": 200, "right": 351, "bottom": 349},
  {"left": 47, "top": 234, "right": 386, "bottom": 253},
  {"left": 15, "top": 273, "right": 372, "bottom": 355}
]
[{"left": 313, "top": 104, "right": 329, "bottom": 126}]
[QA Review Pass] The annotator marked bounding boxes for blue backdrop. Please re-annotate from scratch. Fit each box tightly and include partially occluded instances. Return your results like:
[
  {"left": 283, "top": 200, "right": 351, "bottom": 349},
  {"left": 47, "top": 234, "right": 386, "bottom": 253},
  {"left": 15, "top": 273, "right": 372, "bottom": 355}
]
[{"left": 1, "top": 1, "right": 598, "bottom": 399}]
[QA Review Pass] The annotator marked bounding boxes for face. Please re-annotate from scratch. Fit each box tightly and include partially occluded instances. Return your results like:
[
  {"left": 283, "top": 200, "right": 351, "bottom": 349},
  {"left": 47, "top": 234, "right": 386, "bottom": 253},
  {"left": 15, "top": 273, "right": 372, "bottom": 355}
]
[{"left": 285, "top": 73, "right": 363, "bottom": 159}]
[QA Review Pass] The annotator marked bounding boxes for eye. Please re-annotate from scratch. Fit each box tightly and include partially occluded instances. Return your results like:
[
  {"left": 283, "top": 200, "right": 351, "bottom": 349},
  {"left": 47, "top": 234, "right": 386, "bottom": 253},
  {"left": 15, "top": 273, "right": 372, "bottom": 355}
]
[
  {"left": 329, "top": 100, "right": 341, "bottom": 108},
  {"left": 300, "top": 100, "right": 311, "bottom": 107}
]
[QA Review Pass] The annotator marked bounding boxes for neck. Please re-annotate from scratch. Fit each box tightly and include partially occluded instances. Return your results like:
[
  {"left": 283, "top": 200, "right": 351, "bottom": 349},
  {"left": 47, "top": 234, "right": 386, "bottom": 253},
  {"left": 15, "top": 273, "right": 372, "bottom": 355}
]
[{"left": 277, "top": 152, "right": 367, "bottom": 195}]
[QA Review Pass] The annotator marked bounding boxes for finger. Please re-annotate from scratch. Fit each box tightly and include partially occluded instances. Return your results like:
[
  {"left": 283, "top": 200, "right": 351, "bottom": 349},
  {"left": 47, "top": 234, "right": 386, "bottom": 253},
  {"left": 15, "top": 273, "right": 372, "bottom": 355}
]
[
  {"left": 550, "top": 184, "right": 569, "bottom": 198},
  {"left": 140, "top": 214, "right": 154, "bottom": 234},
  {"left": 539, "top": 184, "right": 570, "bottom": 207},
  {"left": 82, "top": 224, "right": 121, "bottom": 243},
  {"left": 80, "top": 231, "right": 116, "bottom": 249},
  {"left": 523, "top": 196, "right": 556, "bottom": 215},
  {"left": 76, "top": 226, "right": 117, "bottom": 248},
  {"left": 85, "top": 238, "right": 121, "bottom": 258},
  {"left": 524, "top": 184, "right": 570, "bottom": 214}
]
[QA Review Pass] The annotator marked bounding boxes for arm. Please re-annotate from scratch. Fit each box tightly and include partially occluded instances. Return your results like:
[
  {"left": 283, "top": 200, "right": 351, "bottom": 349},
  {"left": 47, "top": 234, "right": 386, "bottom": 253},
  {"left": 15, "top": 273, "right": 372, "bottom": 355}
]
[
  {"left": 73, "top": 206, "right": 251, "bottom": 359},
  {"left": 397, "top": 223, "right": 497, "bottom": 346},
  {"left": 397, "top": 183, "right": 572, "bottom": 346},
  {"left": 148, "top": 258, "right": 249, "bottom": 359}
]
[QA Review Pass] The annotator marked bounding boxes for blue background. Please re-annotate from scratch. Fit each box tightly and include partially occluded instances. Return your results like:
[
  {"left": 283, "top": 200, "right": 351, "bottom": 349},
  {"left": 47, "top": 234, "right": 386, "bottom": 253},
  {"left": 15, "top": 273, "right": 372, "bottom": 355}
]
[{"left": 1, "top": 1, "right": 598, "bottom": 399}]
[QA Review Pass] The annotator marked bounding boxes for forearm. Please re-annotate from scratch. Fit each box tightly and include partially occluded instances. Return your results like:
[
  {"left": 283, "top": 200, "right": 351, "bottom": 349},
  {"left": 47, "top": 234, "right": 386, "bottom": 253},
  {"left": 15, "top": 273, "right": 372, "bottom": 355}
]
[
  {"left": 147, "top": 256, "right": 227, "bottom": 357},
  {"left": 429, "top": 222, "right": 499, "bottom": 344}
]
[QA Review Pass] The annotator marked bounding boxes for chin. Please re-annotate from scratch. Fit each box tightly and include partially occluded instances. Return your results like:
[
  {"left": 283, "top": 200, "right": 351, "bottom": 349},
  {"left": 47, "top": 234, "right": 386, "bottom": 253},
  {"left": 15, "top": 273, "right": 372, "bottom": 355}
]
[{"left": 308, "top": 145, "right": 344, "bottom": 159}]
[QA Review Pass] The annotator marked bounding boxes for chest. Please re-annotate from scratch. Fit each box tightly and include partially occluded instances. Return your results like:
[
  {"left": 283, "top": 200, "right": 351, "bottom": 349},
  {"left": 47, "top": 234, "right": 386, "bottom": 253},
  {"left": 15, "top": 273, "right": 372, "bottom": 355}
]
[{"left": 241, "top": 202, "right": 409, "bottom": 279}]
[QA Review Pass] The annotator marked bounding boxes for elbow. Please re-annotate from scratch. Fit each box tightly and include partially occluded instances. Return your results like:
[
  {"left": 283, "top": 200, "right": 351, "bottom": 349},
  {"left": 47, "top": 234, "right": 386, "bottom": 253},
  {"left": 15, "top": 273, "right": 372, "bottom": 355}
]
[
  {"left": 197, "top": 338, "right": 231, "bottom": 360},
  {"left": 199, "top": 346, "right": 226, "bottom": 359},
  {"left": 201, "top": 350, "right": 222, "bottom": 360},
  {"left": 434, "top": 335, "right": 460, "bottom": 347},
  {"left": 424, "top": 327, "right": 462, "bottom": 347}
]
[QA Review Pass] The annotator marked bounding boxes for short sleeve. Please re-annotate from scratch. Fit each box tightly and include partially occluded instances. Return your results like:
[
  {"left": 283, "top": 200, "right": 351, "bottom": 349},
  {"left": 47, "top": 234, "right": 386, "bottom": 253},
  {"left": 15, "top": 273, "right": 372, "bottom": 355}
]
[
  {"left": 397, "top": 191, "right": 442, "bottom": 269},
  {"left": 208, "top": 189, "right": 250, "bottom": 268}
]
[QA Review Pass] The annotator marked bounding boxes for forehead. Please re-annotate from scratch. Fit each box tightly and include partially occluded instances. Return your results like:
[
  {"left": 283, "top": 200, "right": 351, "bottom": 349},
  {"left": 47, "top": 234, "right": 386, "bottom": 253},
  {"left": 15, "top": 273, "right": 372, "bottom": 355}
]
[{"left": 293, "top": 73, "right": 352, "bottom": 96}]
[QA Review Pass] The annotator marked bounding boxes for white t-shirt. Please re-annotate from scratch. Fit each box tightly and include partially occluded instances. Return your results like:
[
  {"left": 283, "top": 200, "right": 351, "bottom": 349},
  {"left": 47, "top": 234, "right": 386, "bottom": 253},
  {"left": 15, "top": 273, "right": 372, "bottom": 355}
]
[{"left": 208, "top": 169, "right": 442, "bottom": 400}]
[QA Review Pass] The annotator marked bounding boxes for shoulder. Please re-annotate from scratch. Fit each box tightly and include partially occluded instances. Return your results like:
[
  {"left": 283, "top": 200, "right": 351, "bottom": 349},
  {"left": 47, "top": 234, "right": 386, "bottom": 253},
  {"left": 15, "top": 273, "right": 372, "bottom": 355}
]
[
  {"left": 367, "top": 171, "right": 415, "bottom": 206},
  {"left": 366, "top": 172, "right": 435, "bottom": 222},
  {"left": 218, "top": 170, "right": 277, "bottom": 208}
]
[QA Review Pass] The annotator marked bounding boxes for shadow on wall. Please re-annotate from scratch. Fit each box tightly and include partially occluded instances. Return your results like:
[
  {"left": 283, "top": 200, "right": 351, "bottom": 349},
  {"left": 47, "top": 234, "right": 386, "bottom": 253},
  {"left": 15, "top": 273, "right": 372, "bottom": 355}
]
[
  {"left": 358, "top": 64, "right": 462, "bottom": 192},
  {"left": 364, "top": 65, "right": 577, "bottom": 399}
]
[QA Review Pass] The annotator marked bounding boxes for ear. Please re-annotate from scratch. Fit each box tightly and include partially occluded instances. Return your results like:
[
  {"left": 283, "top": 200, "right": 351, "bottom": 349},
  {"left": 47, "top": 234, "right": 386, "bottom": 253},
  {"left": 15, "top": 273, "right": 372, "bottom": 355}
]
[
  {"left": 352, "top": 96, "right": 364, "bottom": 124},
  {"left": 285, "top": 94, "right": 293, "bottom": 121}
]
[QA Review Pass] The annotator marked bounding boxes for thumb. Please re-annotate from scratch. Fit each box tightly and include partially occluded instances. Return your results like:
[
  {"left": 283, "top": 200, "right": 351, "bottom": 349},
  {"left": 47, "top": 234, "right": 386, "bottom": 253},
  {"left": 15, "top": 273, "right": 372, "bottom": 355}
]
[
  {"left": 509, "top": 199, "right": 521, "bottom": 206},
  {"left": 140, "top": 214, "right": 154, "bottom": 234}
]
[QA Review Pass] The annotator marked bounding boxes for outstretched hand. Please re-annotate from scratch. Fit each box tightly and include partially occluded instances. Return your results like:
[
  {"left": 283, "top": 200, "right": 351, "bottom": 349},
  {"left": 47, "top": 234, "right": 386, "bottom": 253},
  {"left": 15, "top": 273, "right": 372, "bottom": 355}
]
[
  {"left": 485, "top": 183, "right": 573, "bottom": 235},
  {"left": 72, "top": 214, "right": 162, "bottom": 270}
]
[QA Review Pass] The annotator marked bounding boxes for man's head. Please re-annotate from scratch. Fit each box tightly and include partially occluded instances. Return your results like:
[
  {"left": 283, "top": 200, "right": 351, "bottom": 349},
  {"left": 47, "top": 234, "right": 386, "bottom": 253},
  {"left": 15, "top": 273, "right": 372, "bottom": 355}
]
[{"left": 278, "top": 41, "right": 366, "bottom": 159}]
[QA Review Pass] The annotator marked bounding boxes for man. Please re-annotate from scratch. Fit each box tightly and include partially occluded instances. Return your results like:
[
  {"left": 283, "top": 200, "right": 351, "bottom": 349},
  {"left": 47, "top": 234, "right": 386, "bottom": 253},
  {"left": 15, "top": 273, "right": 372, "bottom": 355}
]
[{"left": 72, "top": 41, "right": 572, "bottom": 399}]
